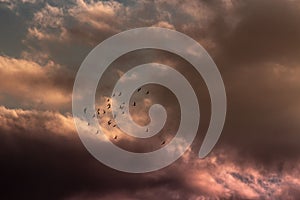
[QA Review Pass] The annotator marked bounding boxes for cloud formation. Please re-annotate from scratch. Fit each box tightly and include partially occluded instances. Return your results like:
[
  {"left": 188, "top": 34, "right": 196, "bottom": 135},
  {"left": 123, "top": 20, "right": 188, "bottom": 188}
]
[
  {"left": 0, "top": 56, "right": 73, "bottom": 110},
  {"left": 1, "top": 0, "right": 300, "bottom": 199},
  {"left": 1, "top": 105, "right": 300, "bottom": 199}
]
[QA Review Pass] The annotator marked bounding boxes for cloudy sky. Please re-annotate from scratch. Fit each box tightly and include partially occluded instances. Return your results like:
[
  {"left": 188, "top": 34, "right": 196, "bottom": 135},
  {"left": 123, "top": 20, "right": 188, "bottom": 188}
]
[{"left": 1, "top": 0, "right": 300, "bottom": 199}]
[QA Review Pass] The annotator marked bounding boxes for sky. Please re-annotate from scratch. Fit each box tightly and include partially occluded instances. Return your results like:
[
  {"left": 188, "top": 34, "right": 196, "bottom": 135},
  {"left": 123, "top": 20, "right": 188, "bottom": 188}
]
[{"left": 1, "top": 0, "right": 300, "bottom": 199}]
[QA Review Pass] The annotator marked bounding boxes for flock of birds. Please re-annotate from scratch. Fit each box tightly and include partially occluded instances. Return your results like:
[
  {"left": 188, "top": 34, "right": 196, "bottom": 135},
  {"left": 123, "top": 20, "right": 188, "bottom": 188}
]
[{"left": 83, "top": 88, "right": 167, "bottom": 146}]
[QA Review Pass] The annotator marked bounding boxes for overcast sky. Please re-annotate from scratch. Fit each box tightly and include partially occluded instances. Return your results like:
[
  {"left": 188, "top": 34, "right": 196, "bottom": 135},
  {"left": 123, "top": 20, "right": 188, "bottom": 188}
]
[{"left": 1, "top": 0, "right": 300, "bottom": 199}]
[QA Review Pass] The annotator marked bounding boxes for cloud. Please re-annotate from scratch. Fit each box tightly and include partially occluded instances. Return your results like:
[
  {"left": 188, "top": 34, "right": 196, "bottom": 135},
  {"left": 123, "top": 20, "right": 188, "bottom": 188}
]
[
  {"left": 0, "top": 55, "right": 73, "bottom": 110},
  {"left": 27, "top": 3, "right": 65, "bottom": 41},
  {"left": 0, "top": 104, "right": 300, "bottom": 199},
  {"left": 0, "top": 106, "right": 74, "bottom": 135},
  {"left": 1, "top": 0, "right": 300, "bottom": 199}
]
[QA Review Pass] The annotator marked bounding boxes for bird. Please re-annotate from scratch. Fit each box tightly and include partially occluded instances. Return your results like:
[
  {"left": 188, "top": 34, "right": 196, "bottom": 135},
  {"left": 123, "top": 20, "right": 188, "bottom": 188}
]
[
  {"left": 146, "top": 91, "right": 149, "bottom": 95},
  {"left": 108, "top": 120, "right": 112, "bottom": 125},
  {"left": 161, "top": 141, "right": 166, "bottom": 145},
  {"left": 113, "top": 124, "right": 117, "bottom": 127},
  {"left": 107, "top": 103, "right": 111, "bottom": 109},
  {"left": 114, "top": 135, "right": 118, "bottom": 139},
  {"left": 137, "top": 88, "right": 141, "bottom": 92},
  {"left": 84, "top": 107, "right": 87, "bottom": 114},
  {"left": 118, "top": 92, "right": 122, "bottom": 96},
  {"left": 133, "top": 101, "right": 136, "bottom": 106},
  {"left": 103, "top": 110, "right": 106, "bottom": 114},
  {"left": 107, "top": 98, "right": 110, "bottom": 102}
]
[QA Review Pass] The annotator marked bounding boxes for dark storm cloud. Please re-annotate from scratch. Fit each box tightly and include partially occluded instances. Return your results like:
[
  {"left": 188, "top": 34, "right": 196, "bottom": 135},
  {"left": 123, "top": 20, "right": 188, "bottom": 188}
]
[
  {"left": 211, "top": 0, "right": 300, "bottom": 67},
  {"left": 201, "top": 0, "right": 300, "bottom": 165},
  {"left": 0, "top": 106, "right": 186, "bottom": 199},
  {"left": 1, "top": 106, "right": 300, "bottom": 200}
]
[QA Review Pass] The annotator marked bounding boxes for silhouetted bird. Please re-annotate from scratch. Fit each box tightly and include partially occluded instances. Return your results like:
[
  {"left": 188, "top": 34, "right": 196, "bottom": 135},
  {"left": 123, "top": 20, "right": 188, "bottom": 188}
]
[
  {"left": 161, "top": 141, "right": 166, "bottom": 145},
  {"left": 114, "top": 135, "right": 118, "bottom": 139},
  {"left": 146, "top": 91, "right": 149, "bottom": 95},
  {"left": 84, "top": 107, "right": 87, "bottom": 114},
  {"left": 133, "top": 101, "right": 136, "bottom": 106},
  {"left": 103, "top": 110, "right": 106, "bottom": 114},
  {"left": 108, "top": 120, "right": 112, "bottom": 125},
  {"left": 137, "top": 88, "right": 141, "bottom": 92},
  {"left": 113, "top": 124, "right": 117, "bottom": 127},
  {"left": 107, "top": 98, "right": 110, "bottom": 102}
]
